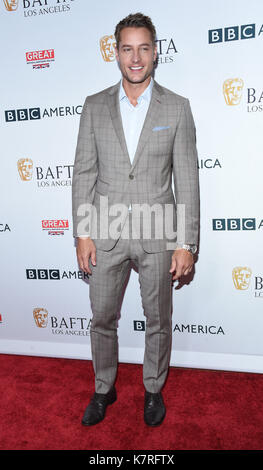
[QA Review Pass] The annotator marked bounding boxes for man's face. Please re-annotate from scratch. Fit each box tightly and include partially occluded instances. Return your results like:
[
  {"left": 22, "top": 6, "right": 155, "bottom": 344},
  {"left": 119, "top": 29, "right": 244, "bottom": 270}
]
[{"left": 115, "top": 27, "right": 157, "bottom": 85}]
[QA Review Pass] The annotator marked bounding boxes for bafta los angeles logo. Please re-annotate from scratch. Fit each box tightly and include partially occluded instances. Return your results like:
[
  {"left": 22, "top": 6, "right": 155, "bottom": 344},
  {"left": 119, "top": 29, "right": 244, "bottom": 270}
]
[
  {"left": 33, "top": 308, "right": 48, "bottom": 328},
  {"left": 17, "top": 158, "right": 33, "bottom": 181},
  {"left": 100, "top": 35, "right": 116, "bottom": 62},
  {"left": 3, "top": 0, "right": 18, "bottom": 11},
  {"left": 232, "top": 266, "right": 252, "bottom": 290},
  {"left": 223, "top": 78, "right": 244, "bottom": 105}
]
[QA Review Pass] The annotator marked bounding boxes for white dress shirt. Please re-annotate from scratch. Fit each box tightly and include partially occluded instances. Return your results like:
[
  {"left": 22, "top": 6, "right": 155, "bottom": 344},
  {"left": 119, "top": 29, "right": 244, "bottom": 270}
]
[{"left": 119, "top": 77, "right": 153, "bottom": 164}]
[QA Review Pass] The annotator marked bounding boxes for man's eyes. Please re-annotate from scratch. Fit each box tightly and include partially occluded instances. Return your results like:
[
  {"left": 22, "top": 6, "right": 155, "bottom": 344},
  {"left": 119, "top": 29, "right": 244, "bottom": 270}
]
[{"left": 123, "top": 47, "right": 150, "bottom": 52}]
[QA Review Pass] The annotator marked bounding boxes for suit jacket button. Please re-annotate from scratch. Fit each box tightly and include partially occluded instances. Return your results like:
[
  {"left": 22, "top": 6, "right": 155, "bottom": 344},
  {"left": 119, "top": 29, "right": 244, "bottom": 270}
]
[{"left": 129, "top": 174, "right": 134, "bottom": 180}]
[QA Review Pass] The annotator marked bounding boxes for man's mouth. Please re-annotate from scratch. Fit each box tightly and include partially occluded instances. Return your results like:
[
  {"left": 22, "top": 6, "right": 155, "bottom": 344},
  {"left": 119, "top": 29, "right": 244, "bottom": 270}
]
[{"left": 129, "top": 66, "right": 144, "bottom": 71}]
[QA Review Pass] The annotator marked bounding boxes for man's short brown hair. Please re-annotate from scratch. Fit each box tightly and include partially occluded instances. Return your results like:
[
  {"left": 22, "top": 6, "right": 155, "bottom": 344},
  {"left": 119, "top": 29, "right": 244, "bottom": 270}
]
[{"left": 114, "top": 12, "right": 156, "bottom": 49}]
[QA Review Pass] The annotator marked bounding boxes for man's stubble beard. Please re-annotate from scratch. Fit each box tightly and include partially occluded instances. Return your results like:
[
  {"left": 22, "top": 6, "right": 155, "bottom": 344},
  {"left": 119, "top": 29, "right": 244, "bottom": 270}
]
[
  {"left": 124, "top": 73, "right": 152, "bottom": 84},
  {"left": 120, "top": 61, "right": 155, "bottom": 85}
]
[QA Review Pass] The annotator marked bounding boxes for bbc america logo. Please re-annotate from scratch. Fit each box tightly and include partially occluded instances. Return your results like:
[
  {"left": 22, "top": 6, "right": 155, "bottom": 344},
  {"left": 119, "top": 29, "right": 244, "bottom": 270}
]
[
  {"left": 212, "top": 218, "right": 263, "bottom": 230},
  {"left": 5, "top": 105, "right": 82, "bottom": 122},
  {"left": 5, "top": 108, "right": 41, "bottom": 121},
  {"left": 27, "top": 269, "right": 60, "bottom": 279},
  {"left": 208, "top": 23, "right": 263, "bottom": 44},
  {"left": 26, "top": 269, "right": 90, "bottom": 280}
]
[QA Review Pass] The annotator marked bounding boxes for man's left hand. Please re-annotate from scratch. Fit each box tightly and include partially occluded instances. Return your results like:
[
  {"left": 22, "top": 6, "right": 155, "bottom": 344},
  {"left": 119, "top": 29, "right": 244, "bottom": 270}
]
[{"left": 169, "top": 249, "right": 194, "bottom": 281}]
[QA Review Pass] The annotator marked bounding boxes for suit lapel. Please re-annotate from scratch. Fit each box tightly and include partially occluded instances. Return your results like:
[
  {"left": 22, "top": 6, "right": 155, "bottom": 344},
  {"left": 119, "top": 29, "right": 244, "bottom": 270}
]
[
  {"left": 106, "top": 81, "right": 131, "bottom": 167},
  {"left": 106, "top": 80, "right": 164, "bottom": 170},
  {"left": 130, "top": 81, "right": 164, "bottom": 171}
]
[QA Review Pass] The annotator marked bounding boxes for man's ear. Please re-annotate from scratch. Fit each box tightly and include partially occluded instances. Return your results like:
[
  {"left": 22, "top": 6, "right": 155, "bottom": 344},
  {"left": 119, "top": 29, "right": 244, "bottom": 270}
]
[
  {"left": 114, "top": 46, "right": 119, "bottom": 62},
  {"left": 153, "top": 44, "right": 157, "bottom": 62}
]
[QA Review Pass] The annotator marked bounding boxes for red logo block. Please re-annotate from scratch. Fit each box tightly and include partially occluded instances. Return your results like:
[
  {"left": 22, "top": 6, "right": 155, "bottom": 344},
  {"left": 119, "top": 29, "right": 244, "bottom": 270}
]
[
  {"left": 42, "top": 220, "right": 69, "bottom": 230},
  {"left": 26, "top": 49, "right": 55, "bottom": 62}
]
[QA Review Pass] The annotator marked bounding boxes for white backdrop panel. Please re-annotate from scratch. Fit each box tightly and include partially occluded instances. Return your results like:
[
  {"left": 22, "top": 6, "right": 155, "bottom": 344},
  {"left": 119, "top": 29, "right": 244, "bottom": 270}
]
[{"left": 0, "top": 0, "right": 263, "bottom": 373}]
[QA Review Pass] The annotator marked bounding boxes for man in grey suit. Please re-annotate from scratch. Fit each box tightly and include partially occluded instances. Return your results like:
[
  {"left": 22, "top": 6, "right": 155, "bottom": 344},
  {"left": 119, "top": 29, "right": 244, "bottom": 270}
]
[{"left": 72, "top": 12, "right": 199, "bottom": 426}]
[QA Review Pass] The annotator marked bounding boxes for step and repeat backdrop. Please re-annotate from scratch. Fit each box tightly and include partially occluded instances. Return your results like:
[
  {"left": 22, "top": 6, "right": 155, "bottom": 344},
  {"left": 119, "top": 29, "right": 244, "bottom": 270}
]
[{"left": 1, "top": 0, "right": 263, "bottom": 373}]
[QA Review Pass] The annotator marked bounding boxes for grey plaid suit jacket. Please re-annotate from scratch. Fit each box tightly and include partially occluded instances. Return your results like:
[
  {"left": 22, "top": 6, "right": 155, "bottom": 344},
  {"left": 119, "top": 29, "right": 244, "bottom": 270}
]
[{"left": 72, "top": 80, "right": 199, "bottom": 253}]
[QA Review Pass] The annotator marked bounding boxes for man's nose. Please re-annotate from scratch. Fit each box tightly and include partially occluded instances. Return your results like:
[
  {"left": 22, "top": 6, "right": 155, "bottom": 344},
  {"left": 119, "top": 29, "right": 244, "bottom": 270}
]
[{"left": 132, "top": 50, "right": 141, "bottom": 63}]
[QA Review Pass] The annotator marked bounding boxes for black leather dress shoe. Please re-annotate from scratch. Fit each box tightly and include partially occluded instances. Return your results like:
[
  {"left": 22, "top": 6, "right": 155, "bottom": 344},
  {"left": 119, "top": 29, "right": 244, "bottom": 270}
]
[
  {"left": 144, "top": 391, "right": 166, "bottom": 426},
  {"left": 81, "top": 387, "right": 117, "bottom": 426}
]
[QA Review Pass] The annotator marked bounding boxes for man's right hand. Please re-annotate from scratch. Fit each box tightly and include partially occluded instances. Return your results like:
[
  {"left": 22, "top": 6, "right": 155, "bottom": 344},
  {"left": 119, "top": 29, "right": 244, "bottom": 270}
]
[{"left": 76, "top": 237, "right": 96, "bottom": 275}]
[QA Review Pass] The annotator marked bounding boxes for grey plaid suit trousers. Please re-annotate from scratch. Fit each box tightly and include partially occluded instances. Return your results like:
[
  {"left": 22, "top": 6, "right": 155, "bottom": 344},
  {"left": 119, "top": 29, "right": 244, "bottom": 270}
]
[{"left": 88, "top": 211, "right": 174, "bottom": 394}]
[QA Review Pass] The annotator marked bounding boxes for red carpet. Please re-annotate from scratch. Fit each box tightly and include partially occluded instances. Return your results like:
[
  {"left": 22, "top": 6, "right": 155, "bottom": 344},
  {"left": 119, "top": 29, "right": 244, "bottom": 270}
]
[{"left": 0, "top": 354, "right": 263, "bottom": 450}]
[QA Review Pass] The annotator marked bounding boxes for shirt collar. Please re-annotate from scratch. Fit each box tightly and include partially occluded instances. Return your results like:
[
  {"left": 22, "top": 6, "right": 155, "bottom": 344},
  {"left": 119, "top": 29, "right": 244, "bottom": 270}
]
[{"left": 119, "top": 77, "right": 153, "bottom": 104}]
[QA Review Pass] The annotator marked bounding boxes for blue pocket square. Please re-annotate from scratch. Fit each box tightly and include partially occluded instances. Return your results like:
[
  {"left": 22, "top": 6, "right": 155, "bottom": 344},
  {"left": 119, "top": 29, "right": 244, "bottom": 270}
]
[{"left": 152, "top": 126, "right": 170, "bottom": 131}]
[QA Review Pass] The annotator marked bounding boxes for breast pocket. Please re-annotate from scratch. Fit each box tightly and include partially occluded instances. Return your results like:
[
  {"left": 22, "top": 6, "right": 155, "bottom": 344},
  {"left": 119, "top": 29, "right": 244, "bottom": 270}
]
[{"left": 150, "top": 128, "right": 173, "bottom": 156}]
